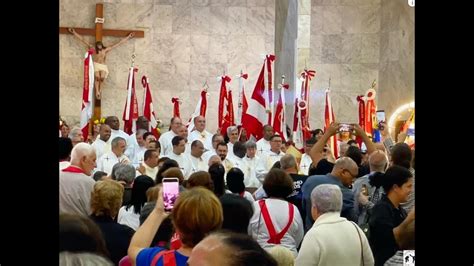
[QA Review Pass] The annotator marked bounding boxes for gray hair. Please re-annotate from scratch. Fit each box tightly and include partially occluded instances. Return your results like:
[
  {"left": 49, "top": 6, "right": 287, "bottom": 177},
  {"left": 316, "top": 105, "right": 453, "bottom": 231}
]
[
  {"left": 227, "top": 126, "right": 238, "bottom": 136},
  {"left": 114, "top": 164, "right": 136, "bottom": 184},
  {"left": 245, "top": 140, "right": 257, "bottom": 149},
  {"left": 70, "top": 143, "right": 95, "bottom": 165},
  {"left": 310, "top": 184, "right": 343, "bottom": 214},
  {"left": 59, "top": 251, "right": 113, "bottom": 266},
  {"left": 280, "top": 154, "right": 297, "bottom": 170},
  {"left": 111, "top": 136, "right": 126, "bottom": 148},
  {"left": 68, "top": 127, "right": 82, "bottom": 139}
]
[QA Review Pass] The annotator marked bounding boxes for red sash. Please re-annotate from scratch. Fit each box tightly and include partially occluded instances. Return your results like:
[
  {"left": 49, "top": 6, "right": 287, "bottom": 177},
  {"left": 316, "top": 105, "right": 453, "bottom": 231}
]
[
  {"left": 239, "top": 191, "right": 245, "bottom": 198},
  {"left": 258, "top": 200, "right": 294, "bottom": 244},
  {"left": 61, "top": 166, "right": 86, "bottom": 174},
  {"left": 150, "top": 249, "right": 177, "bottom": 266}
]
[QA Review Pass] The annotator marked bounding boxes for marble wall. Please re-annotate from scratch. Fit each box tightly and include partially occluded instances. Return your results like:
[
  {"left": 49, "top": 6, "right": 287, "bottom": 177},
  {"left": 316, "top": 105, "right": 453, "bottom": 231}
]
[
  {"left": 60, "top": 0, "right": 275, "bottom": 133},
  {"left": 60, "top": 0, "right": 414, "bottom": 134},
  {"left": 307, "top": 0, "right": 413, "bottom": 130}
]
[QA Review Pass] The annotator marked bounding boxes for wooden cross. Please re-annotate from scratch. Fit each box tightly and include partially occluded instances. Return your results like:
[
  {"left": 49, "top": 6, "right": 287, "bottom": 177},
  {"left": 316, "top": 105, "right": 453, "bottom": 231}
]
[{"left": 59, "top": 3, "right": 144, "bottom": 131}]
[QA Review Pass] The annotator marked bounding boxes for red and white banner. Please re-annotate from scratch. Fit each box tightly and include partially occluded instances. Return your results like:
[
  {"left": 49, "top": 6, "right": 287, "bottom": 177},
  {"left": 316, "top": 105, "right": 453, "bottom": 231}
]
[
  {"left": 235, "top": 73, "right": 248, "bottom": 126},
  {"left": 142, "top": 76, "right": 160, "bottom": 139},
  {"left": 218, "top": 75, "right": 234, "bottom": 135},
  {"left": 301, "top": 69, "right": 315, "bottom": 140},
  {"left": 171, "top": 97, "right": 181, "bottom": 118},
  {"left": 364, "top": 89, "right": 376, "bottom": 138},
  {"left": 324, "top": 89, "right": 338, "bottom": 159},
  {"left": 187, "top": 87, "right": 208, "bottom": 133},
  {"left": 356, "top": 95, "right": 365, "bottom": 147},
  {"left": 122, "top": 67, "right": 139, "bottom": 135},
  {"left": 242, "top": 54, "right": 276, "bottom": 140},
  {"left": 273, "top": 82, "right": 289, "bottom": 141},
  {"left": 293, "top": 77, "right": 304, "bottom": 150},
  {"left": 80, "top": 49, "right": 95, "bottom": 141}
]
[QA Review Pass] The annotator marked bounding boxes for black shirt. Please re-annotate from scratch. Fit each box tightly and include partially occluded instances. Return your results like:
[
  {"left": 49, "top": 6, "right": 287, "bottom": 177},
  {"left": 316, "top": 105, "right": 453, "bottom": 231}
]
[
  {"left": 368, "top": 194, "right": 407, "bottom": 266},
  {"left": 90, "top": 215, "right": 135, "bottom": 265},
  {"left": 287, "top": 173, "right": 309, "bottom": 219}
]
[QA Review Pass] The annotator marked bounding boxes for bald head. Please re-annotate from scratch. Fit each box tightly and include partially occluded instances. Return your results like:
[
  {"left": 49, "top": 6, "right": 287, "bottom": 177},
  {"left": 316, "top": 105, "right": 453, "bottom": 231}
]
[
  {"left": 208, "top": 155, "right": 222, "bottom": 167},
  {"left": 369, "top": 150, "right": 388, "bottom": 173},
  {"left": 332, "top": 157, "right": 358, "bottom": 187},
  {"left": 263, "top": 125, "right": 274, "bottom": 140}
]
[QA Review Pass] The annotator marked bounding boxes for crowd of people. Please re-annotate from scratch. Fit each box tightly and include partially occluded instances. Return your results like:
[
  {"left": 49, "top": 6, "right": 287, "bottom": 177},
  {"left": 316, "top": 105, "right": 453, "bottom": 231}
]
[{"left": 59, "top": 115, "right": 415, "bottom": 266}]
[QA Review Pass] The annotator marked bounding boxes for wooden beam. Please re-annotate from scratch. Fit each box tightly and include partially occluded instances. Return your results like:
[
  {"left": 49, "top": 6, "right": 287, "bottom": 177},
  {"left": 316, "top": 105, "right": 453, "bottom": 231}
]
[
  {"left": 59, "top": 27, "right": 145, "bottom": 38},
  {"left": 95, "top": 3, "right": 103, "bottom": 42}
]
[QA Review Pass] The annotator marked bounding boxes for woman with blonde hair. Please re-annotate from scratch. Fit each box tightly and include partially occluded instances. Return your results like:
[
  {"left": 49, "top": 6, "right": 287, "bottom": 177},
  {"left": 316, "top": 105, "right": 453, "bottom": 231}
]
[{"left": 128, "top": 187, "right": 223, "bottom": 266}]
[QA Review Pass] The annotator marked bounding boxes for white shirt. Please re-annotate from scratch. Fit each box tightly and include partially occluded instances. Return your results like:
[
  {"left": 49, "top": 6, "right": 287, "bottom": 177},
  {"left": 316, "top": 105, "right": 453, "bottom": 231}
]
[
  {"left": 130, "top": 146, "right": 147, "bottom": 168},
  {"left": 117, "top": 205, "right": 140, "bottom": 231},
  {"left": 299, "top": 153, "right": 313, "bottom": 176},
  {"left": 159, "top": 131, "right": 178, "bottom": 156},
  {"left": 110, "top": 129, "right": 130, "bottom": 144},
  {"left": 248, "top": 198, "right": 304, "bottom": 256},
  {"left": 188, "top": 130, "right": 213, "bottom": 151},
  {"left": 242, "top": 156, "right": 261, "bottom": 188},
  {"left": 255, "top": 151, "right": 285, "bottom": 182},
  {"left": 91, "top": 138, "right": 112, "bottom": 160},
  {"left": 166, "top": 151, "right": 193, "bottom": 179},
  {"left": 295, "top": 212, "right": 374, "bottom": 266},
  {"left": 189, "top": 154, "right": 208, "bottom": 174},
  {"left": 137, "top": 162, "right": 158, "bottom": 179},
  {"left": 96, "top": 151, "right": 130, "bottom": 175},
  {"left": 256, "top": 138, "right": 271, "bottom": 156},
  {"left": 227, "top": 142, "right": 235, "bottom": 159}
]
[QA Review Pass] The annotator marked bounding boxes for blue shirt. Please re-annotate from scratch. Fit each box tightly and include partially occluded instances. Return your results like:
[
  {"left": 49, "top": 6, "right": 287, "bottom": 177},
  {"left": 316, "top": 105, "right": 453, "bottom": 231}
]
[
  {"left": 301, "top": 174, "right": 356, "bottom": 232},
  {"left": 136, "top": 247, "right": 189, "bottom": 266}
]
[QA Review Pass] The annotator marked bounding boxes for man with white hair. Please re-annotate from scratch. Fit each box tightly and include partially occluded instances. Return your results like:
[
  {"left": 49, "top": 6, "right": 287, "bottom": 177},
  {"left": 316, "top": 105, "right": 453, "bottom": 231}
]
[
  {"left": 295, "top": 184, "right": 374, "bottom": 266},
  {"left": 68, "top": 127, "right": 84, "bottom": 146},
  {"left": 59, "top": 142, "right": 97, "bottom": 216},
  {"left": 226, "top": 126, "right": 239, "bottom": 159},
  {"left": 242, "top": 140, "right": 260, "bottom": 189},
  {"left": 352, "top": 150, "right": 389, "bottom": 225},
  {"left": 96, "top": 136, "right": 130, "bottom": 175},
  {"left": 301, "top": 157, "right": 359, "bottom": 232}
]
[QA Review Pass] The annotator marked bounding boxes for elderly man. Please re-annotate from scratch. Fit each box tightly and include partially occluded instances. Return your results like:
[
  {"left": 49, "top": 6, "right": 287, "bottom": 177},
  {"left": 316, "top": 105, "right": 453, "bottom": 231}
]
[
  {"left": 96, "top": 136, "right": 130, "bottom": 175},
  {"left": 159, "top": 117, "right": 183, "bottom": 156},
  {"left": 295, "top": 184, "right": 374, "bottom": 266},
  {"left": 188, "top": 115, "right": 213, "bottom": 151},
  {"left": 226, "top": 126, "right": 239, "bottom": 159},
  {"left": 59, "top": 143, "right": 97, "bottom": 216},
  {"left": 202, "top": 133, "right": 224, "bottom": 164},
  {"left": 353, "top": 150, "right": 388, "bottom": 225},
  {"left": 242, "top": 140, "right": 260, "bottom": 189},
  {"left": 68, "top": 127, "right": 84, "bottom": 147},
  {"left": 301, "top": 157, "right": 359, "bottom": 232},
  {"left": 255, "top": 135, "right": 285, "bottom": 182}
]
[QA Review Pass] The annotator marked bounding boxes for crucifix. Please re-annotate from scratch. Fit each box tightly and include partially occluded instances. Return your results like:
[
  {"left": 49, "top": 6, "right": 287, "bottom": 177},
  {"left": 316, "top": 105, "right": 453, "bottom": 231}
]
[{"left": 60, "top": 3, "right": 144, "bottom": 130}]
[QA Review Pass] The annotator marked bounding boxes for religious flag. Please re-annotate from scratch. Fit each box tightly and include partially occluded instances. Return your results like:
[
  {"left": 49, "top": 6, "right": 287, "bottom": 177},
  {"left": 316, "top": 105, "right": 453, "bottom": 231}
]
[
  {"left": 273, "top": 82, "right": 289, "bottom": 141},
  {"left": 324, "top": 89, "right": 338, "bottom": 159},
  {"left": 364, "top": 88, "right": 377, "bottom": 139},
  {"left": 142, "top": 75, "right": 160, "bottom": 139},
  {"left": 300, "top": 69, "right": 315, "bottom": 140},
  {"left": 122, "top": 67, "right": 139, "bottom": 135},
  {"left": 242, "top": 54, "right": 276, "bottom": 140},
  {"left": 235, "top": 72, "right": 249, "bottom": 126},
  {"left": 187, "top": 87, "right": 208, "bottom": 134},
  {"left": 293, "top": 77, "right": 304, "bottom": 150},
  {"left": 217, "top": 75, "right": 233, "bottom": 135},
  {"left": 171, "top": 97, "right": 181, "bottom": 118},
  {"left": 356, "top": 95, "right": 366, "bottom": 147},
  {"left": 80, "top": 49, "right": 95, "bottom": 141}
]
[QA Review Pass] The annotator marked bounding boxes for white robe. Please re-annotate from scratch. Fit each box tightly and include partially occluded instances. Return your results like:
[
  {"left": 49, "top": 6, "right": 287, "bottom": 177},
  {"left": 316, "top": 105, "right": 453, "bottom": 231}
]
[
  {"left": 96, "top": 151, "right": 131, "bottom": 175},
  {"left": 166, "top": 152, "right": 193, "bottom": 179},
  {"left": 255, "top": 151, "right": 285, "bottom": 182},
  {"left": 299, "top": 153, "right": 313, "bottom": 176},
  {"left": 159, "top": 131, "right": 178, "bottom": 156},
  {"left": 256, "top": 138, "right": 271, "bottom": 156},
  {"left": 110, "top": 129, "right": 130, "bottom": 144},
  {"left": 227, "top": 142, "right": 235, "bottom": 159},
  {"left": 202, "top": 149, "right": 217, "bottom": 165},
  {"left": 188, "top": 130, "right": 213, "bottom": 151},
  {"left": 248, "top": 198, "right": 304, "bottom": 257},
  {"left": 189, "top": 154, "right": 208, "bottom": 174},
  {"left": 129, "top": 146, "right": 147, "bottom": 168},
  {"left": 91, "top": 138, "right": 112, "bottom": 161},
  {"left": 242, "top": 156, "right": 261, "bottom": 188},
  {"left": 136, "top": 162, "right": 158, "bottom": 179}
]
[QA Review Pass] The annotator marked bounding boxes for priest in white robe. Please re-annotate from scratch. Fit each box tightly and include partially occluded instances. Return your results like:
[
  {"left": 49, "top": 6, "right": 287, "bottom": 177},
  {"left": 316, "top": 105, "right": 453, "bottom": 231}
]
[
  {"left": 256, "top": 124, "right": 274, "bottom": 156},
  {"left": 187, "top": 116, "right": 213, "bottom": 151},
  {"left": 91, "top": 124, "right": 112, "bottom": 160},
  {"left": 96, "top": 136, "right": 131, "bottom": 175},
  {"left": 166, "top": 136, "right": 193, "bottom": 179},
  {"left": 158, "top": 117, "right": 182, "bottom": 156},
  {"left": 189, "top": 140, "right": 208, "bottom": 174},
  {"left": 255, "top": 135, "right": 285, "bottom": 182}
]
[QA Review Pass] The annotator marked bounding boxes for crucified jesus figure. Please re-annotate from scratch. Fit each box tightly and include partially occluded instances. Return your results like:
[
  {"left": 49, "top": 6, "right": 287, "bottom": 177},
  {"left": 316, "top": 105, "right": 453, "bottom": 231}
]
[{"left": 68, "top": 28, "right": 134, "bottom": 100}]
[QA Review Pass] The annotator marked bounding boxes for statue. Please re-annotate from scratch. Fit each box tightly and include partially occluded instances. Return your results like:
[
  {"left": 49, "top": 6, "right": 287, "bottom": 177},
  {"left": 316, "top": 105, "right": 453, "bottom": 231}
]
[{"left": 68, "top": 28, "right": 134, "bottom": 100}]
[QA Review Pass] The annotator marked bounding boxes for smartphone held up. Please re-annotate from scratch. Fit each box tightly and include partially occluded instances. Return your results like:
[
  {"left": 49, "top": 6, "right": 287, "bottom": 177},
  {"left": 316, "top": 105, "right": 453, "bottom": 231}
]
[{"left": 162, "top": 178, "right": 179, "bottom": 212}]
